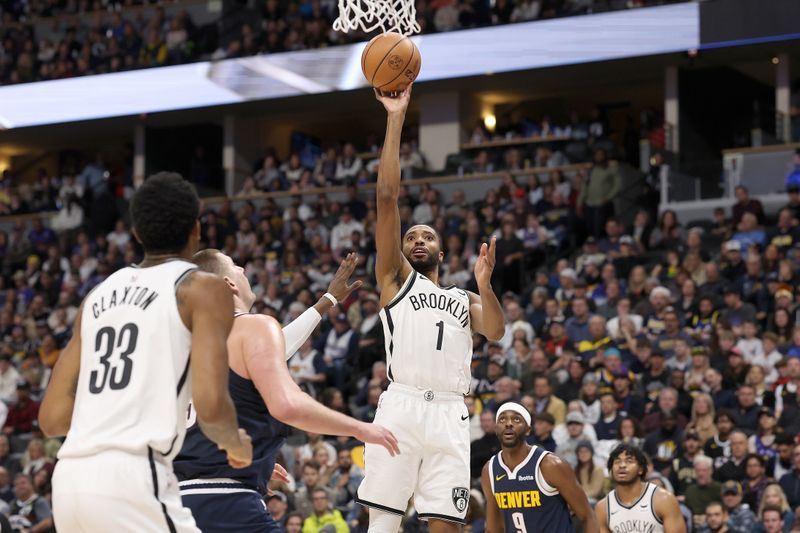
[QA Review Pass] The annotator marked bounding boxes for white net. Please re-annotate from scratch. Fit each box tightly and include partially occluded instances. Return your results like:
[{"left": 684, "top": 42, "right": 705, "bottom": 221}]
[{"left": 333, "top": 0, "right": 421, "bottom": 36}]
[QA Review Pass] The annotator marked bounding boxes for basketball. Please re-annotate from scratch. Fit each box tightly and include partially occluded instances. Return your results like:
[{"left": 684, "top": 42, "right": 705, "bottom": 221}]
[{"left": 361, "top": 32, "right": 421, "bottom": 94}]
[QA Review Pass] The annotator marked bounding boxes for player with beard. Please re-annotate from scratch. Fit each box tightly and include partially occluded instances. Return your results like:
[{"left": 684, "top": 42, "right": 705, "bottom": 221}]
[
  {"left": 355, "top": 85, "right": 505, "bottom": 532},
  {"left": 481, "top": 403, "right": 598, "bottom": 533},
  {"left": 596, "top": 443, "right": 686, "bottom": 533}
]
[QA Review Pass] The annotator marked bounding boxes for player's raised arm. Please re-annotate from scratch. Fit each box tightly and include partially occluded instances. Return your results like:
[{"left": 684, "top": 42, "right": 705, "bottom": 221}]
[
  {"left": 39, "top": 302, "right": 85, "bottom": 437},
  {"left": 468, "top": 236, "right": 505, "bottom": 341},
  {"left": 282, "top": 253, "right": 362, "bottom": 359},
  {"left": 540, "top": 454, "right": 600, "bottom": 533},
  {"left": 481, "top": 461, "right": 505, "bottom": 533},
  {"left": 654, "top": 487, "right": 687, "bottom": 533},
  {"left": 241, "top": 313, "right": 400, "bottom": 456},
  {"left": 595, "top": 496, "right": 611, "bottom": 533},
  {"left": 373, "top": 86, "right": 413, "bottom": 298},
  {"left": 180, "top": 271, "right": 252, "bottom": 468}
]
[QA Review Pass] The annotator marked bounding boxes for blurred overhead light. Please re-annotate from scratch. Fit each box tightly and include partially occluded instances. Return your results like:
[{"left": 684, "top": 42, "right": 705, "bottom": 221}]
[{"left": 484, "top": 114, "right": 496, "bottom": 131}]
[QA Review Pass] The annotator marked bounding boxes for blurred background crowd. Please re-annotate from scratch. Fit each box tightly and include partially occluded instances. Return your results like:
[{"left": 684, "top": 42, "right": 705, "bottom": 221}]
[{"left": 1, "top": 134, "right": 800, "bottom": 533}]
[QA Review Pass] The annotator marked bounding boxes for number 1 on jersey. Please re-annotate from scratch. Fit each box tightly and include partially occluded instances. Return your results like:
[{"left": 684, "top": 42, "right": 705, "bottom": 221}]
[{"left": 435, "top": 320, "right": 444, "bottom": 350}]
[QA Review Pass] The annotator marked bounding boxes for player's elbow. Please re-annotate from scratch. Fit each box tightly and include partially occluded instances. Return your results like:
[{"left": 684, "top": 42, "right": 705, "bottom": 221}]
[
  {"left": 484, "top": 327, "right": 505, "bottom": 342},
  {"left": 193, "top": 391, "right": 232, "bottom": 425},
  {"left": 38, "top": 410, "right": 68, "bottom": 438},
  {"left": 376, "top": 184, "right": 398, "bottom": 203},
  {"left": 268, "top": 395, "right": 300, "bottom": 425}
]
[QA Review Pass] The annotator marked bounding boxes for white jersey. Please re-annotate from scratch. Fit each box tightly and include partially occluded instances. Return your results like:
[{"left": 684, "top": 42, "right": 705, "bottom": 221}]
[
  {"left": 379, "top": 270, "right": 472, "bottom": 394},
  {"left": 607, "top": 483, "right": 664, "bottom": 533},
  {"left": 58, "top": 259, "right": 197, "bottom": 462}
]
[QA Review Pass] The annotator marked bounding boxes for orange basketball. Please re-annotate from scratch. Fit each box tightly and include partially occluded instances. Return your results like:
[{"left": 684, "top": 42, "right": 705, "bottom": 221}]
[{"left": 361, "top": 32, "right": 421, "bottom": 94}]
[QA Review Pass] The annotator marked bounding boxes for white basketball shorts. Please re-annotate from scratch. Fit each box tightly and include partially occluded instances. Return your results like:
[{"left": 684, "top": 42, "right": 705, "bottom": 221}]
[
  {"left": 52, "top": 448, "right": 200, "bottom": 533},
  {"left": 356, "top": 382, "right": 471, "bottom": 524}
]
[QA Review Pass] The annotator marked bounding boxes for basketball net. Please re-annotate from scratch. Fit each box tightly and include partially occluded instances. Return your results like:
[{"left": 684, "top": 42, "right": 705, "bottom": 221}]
[{"left": 333, "top": 0, "right": 421, "bottom": 36}]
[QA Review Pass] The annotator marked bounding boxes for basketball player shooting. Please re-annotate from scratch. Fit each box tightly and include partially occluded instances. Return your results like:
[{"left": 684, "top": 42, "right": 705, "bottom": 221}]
[
  {"left": 355, "top": 84, "right": 505, "bottom": 532},
  {"left": 482, "top": 403, "right": 598, "bottom": 533},
  {"left": 595, "top": 443, "right": 686, "bottom": 533},
  {"left": 39, "top": 173, "right": 252, "bottom": 532}
]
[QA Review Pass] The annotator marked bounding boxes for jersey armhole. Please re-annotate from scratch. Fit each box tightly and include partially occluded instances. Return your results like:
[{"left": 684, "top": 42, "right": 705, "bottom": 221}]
[
  {"left": 489, "top": 458, "right": 496, "bottom": 494},
  {"left": 650, "top": 485, "right": 663, "bottom": 524},
  {"left": 174, "top": 266, "right": 198, "bottom": 292},
  {"left": 384, "top": 271, "right": 417, "bottom": 310},
  {"left": 535, "top": 451, "right": 559, "bottom": 496}
]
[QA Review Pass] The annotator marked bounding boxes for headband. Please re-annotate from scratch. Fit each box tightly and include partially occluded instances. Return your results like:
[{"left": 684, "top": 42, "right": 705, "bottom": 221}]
[{"left": 495, "top": 403, "right": 532, "bottom": 426}]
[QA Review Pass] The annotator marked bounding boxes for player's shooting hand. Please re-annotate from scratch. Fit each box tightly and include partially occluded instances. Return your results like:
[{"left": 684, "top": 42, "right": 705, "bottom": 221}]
[
  {"left": 374, "top": 83, "right": 413, "bottom": 115},
  {"left": 225, "top": 428, "right": 253, "bottom": 469},
  {"left": 356, "top": 422, "right": 401, "bottom": 457},
  {"left": 326, "top": 252, "right": 363, "bottom": 302},
  {"left": 474, "top": 236, "right": 497, "bottom": 287}
]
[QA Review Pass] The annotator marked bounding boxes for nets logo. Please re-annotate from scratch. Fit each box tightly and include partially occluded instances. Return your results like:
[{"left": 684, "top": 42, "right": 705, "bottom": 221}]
[{"left": 452, "top": 487, "right": 469, "bottom": 512}]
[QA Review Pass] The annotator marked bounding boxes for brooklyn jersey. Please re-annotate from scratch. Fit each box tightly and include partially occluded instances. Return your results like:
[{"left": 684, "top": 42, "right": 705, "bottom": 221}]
[
  {"left": 58, "top": 260, "right": 196, "bottom": 461},
  {"left": 607, "top": 483, "right": 664, "bottom": 533},
  {"left": 380, "top": 270, "right": 472, "bottom": 394},
  {"left": 174, "top": 315, "right": 289, "bottom": 492},
  {"left": 488, "top": 446, "right": 573, "bottom": 533}
]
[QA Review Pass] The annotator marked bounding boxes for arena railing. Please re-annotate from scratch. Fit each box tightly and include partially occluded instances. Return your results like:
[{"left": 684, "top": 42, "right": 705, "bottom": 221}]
[{"left": 0, "top": 162, "right": 591, "bottom": 231}]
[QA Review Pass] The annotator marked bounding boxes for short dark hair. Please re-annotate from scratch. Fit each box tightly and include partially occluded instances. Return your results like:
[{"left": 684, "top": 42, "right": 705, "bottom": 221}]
[
  {"left": 130, "top": 172, "right": 199, "bottom": 254},
  {"left": 776, "top": 433, "right": 795, "bottom": 446},
  {"left": 303, "top": 460, "right": 321, "bottom": 472},
  {"left": 715, "top": 409, "right": 735, "bottom": 423},
  {"left": 607, "top": 443, "right": 649, "bottom": 480},
  {"left": 745, "top": 453, "right": 764, "bottom": 467},
  {"left": 311, "top": 487, "right": 328, "bottom": 498}
]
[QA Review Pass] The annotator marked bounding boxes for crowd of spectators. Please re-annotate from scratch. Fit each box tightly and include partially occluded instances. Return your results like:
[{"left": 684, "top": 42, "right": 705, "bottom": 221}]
[
  {"left": 3, "top": 141, "right": 800, "bottom": 532},
  {"left": 0, "top": 0, "right": 687, "bottom": 85}
]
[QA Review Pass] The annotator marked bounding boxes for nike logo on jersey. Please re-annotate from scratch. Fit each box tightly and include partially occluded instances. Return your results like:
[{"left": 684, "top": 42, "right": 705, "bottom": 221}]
[
  {"left": 495, "top": 474, "right": 506, "bottom": 481},
  {"left": 461, "top": 415, "right": 469, "bottom": 421}
]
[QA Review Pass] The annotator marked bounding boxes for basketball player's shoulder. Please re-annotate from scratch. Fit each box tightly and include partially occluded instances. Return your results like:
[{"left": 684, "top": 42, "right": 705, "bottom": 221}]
[
  {"left": 651, "top": 484, "right": 679, "bottom": 510},
  {"left": 175, "top": 270, "right": 227, "bottom": 304}
]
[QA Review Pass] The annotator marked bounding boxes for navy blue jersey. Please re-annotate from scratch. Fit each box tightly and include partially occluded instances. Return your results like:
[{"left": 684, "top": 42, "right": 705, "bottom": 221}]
[
  {"left": 489, "top": 446, "right": 573, "bottom": 533},
  {"left": 173, "top": 368, "right": 289, "bottom": 493}
]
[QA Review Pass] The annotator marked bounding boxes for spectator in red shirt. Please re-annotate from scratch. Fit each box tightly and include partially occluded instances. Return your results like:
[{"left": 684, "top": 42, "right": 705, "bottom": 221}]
[{"left": 3, "top": 383, "right": 40, "bottom": 436}]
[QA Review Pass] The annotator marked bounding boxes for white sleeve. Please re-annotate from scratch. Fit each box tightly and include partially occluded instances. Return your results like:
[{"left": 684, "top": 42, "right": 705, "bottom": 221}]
[{"left": 282, "top": 307, "right": 322, "bottom": 360}]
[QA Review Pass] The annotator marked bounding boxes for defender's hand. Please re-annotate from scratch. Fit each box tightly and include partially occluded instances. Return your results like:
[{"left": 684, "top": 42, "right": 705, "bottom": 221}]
[
  {"left": 355, "top": 422, "right": 400, "bottom": 457},
  {"left": 326, "top": 253, "right": 363, "bottom": 302},
  {"left": 474, "top": 236, "right": 497, "bottom": 287},
  {"left": 374, "top": 84, "right": 413, "bottom": 115}
]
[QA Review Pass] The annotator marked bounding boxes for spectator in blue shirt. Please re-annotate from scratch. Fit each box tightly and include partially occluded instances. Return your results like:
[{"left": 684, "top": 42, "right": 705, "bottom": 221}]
[{"left": 784, "top": 149, "right": 800, "bottom": 190}]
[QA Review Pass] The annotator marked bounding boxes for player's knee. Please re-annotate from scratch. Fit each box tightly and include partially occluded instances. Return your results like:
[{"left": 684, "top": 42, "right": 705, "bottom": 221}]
[{"left": 367, "top": 508, "right": 403, "bottom": 533}]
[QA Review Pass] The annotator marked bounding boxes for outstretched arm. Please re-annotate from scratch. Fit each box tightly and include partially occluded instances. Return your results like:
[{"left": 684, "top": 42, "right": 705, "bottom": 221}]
[
  {"left": 282, "top": 253, "right": 363, "bottom": 359},
  {"left": 540, "top": 454, "right": 599, "bottom": 533},
  {"left": 654, "top": 488, "right": 686, "bottom": 533},
  {"left": 468, "top": 237, "right": 504, "bottom": 341},
  {"left": 374, "top": 87, "right": 413, "bottom": 302},
  {"left": 481, "top": 462, "right": 504, "bottom": 533},
  {"left": 242, "top": 314, "right": 400, "bottom": 456},
  {"left": 39, "top": 302, "right": 84, "bottom": 437}
]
